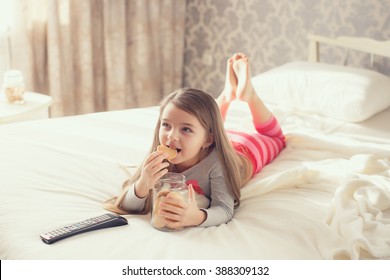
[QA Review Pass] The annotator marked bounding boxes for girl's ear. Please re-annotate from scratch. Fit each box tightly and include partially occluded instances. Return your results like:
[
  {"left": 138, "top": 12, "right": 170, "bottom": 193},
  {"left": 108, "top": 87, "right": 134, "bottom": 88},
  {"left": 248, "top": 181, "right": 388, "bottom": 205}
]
[{"left": 202, "top": 133, "right": 214, "bottom": 148}]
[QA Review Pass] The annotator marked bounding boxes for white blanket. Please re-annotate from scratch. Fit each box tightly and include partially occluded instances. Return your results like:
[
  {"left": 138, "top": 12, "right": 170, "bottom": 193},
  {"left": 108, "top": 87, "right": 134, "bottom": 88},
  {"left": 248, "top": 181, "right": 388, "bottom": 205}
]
[{"left": 0, "top": 104, "right": 389, "bottom": 259}]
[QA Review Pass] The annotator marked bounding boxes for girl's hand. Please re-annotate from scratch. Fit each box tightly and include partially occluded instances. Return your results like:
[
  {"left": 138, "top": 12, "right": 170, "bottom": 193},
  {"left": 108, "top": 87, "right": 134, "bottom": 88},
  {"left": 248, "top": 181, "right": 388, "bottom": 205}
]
[
  {"left": 159, "top": 184, "right": 207, "bottom": 229},
  {"left": 135, "top": 151, "right": 169, "bottom": 198}
]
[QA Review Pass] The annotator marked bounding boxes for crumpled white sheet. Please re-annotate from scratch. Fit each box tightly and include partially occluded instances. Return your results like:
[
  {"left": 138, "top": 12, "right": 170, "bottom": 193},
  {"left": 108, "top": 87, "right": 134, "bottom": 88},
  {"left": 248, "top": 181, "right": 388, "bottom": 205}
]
[
  {"left": 325, "top": 155, "right": 390, "bottom": 259},
  {"left": 286, "top": 127, "right": 390, "bottom": 259}
]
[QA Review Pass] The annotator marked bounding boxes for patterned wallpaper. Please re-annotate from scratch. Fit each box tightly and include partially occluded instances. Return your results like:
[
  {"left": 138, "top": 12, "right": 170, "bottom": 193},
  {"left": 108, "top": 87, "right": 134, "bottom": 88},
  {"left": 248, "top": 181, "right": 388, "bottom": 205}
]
[{"left": 183, "top": 0, "right": 390, "bottom": 96}]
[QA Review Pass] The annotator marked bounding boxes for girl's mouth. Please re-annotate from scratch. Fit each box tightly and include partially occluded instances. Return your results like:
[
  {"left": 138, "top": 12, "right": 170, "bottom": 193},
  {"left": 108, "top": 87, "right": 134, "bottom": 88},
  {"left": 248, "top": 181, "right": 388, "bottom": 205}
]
[{"left": 169, "top": 146, "right": 181, "bottom": 153}]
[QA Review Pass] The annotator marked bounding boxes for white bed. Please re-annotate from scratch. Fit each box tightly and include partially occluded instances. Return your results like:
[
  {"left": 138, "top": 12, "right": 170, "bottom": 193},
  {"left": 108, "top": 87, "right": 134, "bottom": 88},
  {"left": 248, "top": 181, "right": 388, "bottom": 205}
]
[{"left": 0, "top": 35, "right": 389, "bottom": 260}]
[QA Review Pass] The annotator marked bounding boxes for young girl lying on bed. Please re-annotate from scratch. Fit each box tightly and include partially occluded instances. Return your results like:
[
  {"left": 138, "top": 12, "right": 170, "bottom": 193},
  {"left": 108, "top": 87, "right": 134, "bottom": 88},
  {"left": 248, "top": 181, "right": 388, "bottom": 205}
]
[{"left": 104, "top": 53, "right": 285, "bottom": 229}]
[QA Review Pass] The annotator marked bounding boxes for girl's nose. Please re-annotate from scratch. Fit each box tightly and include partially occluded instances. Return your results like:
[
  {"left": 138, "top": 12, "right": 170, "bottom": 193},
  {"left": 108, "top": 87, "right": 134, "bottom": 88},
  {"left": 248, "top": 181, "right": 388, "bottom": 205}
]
[{"left": 167, "top": 129, "right": 179, "bottom": 141}]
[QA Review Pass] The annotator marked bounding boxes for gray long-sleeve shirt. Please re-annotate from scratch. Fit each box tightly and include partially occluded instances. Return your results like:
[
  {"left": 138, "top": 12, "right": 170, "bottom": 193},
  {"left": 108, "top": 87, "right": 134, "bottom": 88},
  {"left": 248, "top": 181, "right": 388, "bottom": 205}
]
[{"left": 121, "top": 149, "right": 235, "bottom": 227}]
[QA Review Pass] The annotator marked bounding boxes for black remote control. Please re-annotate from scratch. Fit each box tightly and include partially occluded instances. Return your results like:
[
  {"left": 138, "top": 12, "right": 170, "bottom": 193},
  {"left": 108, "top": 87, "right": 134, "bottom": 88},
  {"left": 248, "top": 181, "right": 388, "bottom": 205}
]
[{"left": 40, "top": 213, "right": 128, "bottom": 244}]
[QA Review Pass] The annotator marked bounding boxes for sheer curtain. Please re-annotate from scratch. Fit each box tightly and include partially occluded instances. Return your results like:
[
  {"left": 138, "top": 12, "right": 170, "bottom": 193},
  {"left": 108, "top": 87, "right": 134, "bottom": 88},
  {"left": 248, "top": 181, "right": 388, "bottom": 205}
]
[{"left": 5, "top": 0, "right": 186, "bottom": 117}]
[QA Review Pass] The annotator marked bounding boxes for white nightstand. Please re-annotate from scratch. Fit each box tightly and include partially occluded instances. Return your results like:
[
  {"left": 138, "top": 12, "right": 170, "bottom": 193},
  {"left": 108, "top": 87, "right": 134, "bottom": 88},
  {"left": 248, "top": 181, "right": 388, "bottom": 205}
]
[{"left": 0, "top": 92, "right": 53, "bottom": 124}]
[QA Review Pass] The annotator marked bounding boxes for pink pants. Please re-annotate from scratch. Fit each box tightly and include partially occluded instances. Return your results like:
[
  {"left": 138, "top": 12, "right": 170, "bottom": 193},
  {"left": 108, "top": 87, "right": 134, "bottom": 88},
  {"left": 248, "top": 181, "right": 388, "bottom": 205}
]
[{"left": 227, "top": 115, "right": 285, "bottom": 176}]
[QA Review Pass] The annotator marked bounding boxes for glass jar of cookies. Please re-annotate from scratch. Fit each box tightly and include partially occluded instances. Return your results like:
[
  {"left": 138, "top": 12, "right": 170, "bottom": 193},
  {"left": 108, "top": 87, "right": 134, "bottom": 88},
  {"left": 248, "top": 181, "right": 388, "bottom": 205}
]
[
  {"left": 151, "top": 172, "right": 188, "bottom": 231},
  {"left": 2, "top": 70, "right": 26, "bottom": 104}
]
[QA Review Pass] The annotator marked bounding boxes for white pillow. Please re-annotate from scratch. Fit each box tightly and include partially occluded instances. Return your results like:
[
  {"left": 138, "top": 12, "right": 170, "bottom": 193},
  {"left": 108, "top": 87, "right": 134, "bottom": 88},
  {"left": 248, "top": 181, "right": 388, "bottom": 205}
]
[{"left": 251, "top": 61, "right": 390, "bottom": 122}]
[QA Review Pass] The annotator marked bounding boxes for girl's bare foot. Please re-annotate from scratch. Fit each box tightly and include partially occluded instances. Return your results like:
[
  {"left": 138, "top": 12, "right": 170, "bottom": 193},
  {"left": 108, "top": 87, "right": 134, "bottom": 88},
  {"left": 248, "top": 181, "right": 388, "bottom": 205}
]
[
  {"left": 216, "top": 55, "right": 238, "bottom": 120},
  {"left": 222, "top": 56, "right": 238, "bottom": 102},
  {"left": 232, "top": 53, "right": 256, "bottom": 102}
]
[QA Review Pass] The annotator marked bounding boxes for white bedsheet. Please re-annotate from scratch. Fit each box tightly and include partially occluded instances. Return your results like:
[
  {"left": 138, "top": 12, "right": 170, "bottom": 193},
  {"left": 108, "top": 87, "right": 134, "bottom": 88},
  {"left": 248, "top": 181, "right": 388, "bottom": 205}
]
[{"left": 0, "top": 103, "right": 389, "bottom": 260}]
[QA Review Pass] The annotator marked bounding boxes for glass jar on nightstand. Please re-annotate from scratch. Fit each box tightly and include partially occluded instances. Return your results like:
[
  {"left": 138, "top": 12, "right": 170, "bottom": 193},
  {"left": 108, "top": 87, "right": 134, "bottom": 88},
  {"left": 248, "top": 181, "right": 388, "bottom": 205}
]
[{"left": 2, "top": 70, "right": 26, "bottom": 104}]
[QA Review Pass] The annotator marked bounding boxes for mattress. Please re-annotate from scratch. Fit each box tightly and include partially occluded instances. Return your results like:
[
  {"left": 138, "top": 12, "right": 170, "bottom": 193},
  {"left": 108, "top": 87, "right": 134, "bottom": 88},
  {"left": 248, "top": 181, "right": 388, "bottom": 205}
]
[{"left": 0, "top": 101, "right": 389, "bottom": 260}]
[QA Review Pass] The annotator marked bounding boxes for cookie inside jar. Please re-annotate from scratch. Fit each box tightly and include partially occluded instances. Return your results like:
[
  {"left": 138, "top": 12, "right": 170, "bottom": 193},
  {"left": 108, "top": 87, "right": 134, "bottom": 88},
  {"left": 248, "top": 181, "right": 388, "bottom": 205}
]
[{"left": 151, "top": 172, "right": 188, "bottom": 231}]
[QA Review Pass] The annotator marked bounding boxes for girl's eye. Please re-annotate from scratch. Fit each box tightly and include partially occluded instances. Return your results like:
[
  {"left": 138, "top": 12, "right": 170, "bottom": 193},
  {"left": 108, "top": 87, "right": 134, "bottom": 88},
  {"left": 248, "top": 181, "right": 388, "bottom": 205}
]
[
  {"left": 182, "top": 127, "right": 193, "bottom": 133},
  {"left": 161, "top": 122, "right": 170, "bottom": 128}
]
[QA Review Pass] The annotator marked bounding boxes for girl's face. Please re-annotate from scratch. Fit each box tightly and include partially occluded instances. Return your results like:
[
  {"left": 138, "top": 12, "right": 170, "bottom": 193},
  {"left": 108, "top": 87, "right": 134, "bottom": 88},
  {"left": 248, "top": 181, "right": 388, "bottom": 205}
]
[{"left": 159, "top": 103, "right": 213, "bottom": 172}]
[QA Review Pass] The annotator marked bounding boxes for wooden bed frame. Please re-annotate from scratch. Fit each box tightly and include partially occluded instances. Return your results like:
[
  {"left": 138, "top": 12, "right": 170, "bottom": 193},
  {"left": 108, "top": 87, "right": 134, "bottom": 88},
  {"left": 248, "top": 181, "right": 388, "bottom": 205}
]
[{"left": 307, "top": 34, "right": 390, "bottom": 64}]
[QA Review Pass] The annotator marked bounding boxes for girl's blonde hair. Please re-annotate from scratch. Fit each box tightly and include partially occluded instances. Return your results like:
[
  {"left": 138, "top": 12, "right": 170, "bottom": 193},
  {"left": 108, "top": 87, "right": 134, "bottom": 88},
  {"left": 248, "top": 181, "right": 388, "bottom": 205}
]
[{"left": 104, "top": 88, "right": 252, "bottom": 214}]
